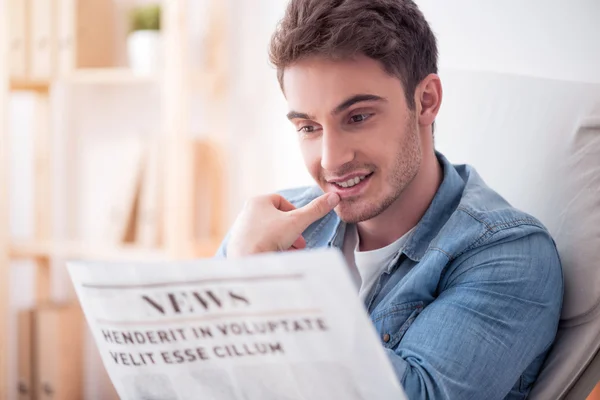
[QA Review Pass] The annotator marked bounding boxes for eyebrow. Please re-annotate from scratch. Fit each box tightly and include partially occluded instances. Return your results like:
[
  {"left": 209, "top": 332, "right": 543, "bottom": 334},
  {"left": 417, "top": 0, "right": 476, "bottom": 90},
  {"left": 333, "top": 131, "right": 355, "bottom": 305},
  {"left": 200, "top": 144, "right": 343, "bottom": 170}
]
[
  {"left": 286, "top": 111, "right": 314, "bottom": 121},
  {"left": 286, "top": 93, "right": 386, "bottom": 121},
  {"left": 332, "top": 94, "right": 386, "bottom": 115}
]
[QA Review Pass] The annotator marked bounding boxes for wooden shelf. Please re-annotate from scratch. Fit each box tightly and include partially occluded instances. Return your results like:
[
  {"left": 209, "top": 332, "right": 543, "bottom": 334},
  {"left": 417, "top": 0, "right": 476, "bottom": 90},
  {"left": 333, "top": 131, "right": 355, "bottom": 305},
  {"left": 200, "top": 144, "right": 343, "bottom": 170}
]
[
  {"left": 1, "top": 1, "right": 230, "bottom": 397},
  {"left": 9, "top": 238, "right": 221, "bottom": 262},
  {"left": 9, "top": 68, "right": 157, "bottom": 91},
  {"left": 188, "top": 238, "right": 222, "bottom": 258},
  {"left": 9, "top": 240, "right": 167, "bottom": 262},
  {"left": 9, "top": 79, "right": 51, "bottom": 93},
  {"left": 191, "top": 70, "right": 226, "bottom": 94},
  {"left": 61, "top": 68, "right": 158, "bottom": 85},
  {"left": 9, "top": 70, "right": 224, "bottom": 91}
]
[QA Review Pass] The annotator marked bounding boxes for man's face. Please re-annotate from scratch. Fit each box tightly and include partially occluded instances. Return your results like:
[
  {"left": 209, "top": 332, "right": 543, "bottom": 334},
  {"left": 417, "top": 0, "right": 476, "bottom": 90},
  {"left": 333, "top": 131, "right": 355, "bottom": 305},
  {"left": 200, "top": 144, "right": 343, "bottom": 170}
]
[{"left": 283, "top": 55, "right": 422, "bottom": 223}]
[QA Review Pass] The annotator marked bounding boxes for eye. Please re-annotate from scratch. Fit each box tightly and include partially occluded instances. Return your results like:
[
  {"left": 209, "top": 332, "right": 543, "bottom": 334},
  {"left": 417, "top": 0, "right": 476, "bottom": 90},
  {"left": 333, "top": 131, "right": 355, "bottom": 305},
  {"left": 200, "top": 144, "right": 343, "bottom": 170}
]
[
  {"left": 349, "top": 113, "right": 371, "bottom": 124},
  {"left": 298, "top": 125, "right": 316, "bottom": 133}
]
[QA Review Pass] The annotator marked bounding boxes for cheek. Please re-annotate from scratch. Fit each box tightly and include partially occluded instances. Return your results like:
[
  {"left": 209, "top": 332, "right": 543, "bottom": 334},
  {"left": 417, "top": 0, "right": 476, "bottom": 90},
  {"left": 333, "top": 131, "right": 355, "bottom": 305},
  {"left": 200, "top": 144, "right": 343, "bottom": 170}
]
[
  {"left": 367, "top": 122, "right": 407, "bottom": 163},
  {"left": 357, "top": 132, "right": 392, "bottom": 166}
]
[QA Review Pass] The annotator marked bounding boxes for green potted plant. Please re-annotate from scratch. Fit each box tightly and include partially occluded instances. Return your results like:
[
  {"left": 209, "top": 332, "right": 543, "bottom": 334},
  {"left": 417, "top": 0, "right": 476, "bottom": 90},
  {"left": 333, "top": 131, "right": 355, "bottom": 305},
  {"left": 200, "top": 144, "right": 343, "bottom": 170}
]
[{"left": 127, "top": 4, "right": 162, "bottom": 75}]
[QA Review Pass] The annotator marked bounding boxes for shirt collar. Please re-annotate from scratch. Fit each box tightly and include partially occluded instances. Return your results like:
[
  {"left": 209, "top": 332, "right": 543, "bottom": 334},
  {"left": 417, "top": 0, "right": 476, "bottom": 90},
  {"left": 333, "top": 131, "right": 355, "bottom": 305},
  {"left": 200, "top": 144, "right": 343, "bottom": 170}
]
[{"left": 402, "top": 151, "right": 465, "bottom": 262}]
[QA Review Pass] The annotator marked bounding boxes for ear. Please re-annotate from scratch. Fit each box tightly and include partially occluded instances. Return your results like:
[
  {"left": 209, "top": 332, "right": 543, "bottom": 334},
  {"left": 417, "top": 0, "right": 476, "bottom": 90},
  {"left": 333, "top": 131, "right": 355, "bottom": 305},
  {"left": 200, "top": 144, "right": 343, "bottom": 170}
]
[{"left": 415, "top": 74, "right": 442, "bottom": 128}]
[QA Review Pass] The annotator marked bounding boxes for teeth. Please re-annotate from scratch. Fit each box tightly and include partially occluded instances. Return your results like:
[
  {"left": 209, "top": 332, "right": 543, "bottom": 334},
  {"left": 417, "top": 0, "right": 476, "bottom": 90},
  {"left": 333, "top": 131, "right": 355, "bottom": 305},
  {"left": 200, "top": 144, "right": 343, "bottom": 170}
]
[{"left": 334, "top": 175, "right": 367, "bottom": 188}]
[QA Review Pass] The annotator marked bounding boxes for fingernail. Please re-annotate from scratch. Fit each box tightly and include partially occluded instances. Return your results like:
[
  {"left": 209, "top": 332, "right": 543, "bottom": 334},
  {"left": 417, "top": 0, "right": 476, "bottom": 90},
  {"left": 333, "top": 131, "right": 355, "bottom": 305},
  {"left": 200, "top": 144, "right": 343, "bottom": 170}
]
[{"left": 327, "top": 193, "right": 340, "bottom": 207}]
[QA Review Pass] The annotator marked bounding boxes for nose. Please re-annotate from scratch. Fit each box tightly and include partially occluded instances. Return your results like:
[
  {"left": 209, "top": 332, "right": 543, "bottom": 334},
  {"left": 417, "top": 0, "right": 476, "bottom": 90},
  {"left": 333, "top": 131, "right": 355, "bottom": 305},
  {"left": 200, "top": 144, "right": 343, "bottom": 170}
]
[{"left": 320, "top": 128, "right": 355, "bottom": 172}]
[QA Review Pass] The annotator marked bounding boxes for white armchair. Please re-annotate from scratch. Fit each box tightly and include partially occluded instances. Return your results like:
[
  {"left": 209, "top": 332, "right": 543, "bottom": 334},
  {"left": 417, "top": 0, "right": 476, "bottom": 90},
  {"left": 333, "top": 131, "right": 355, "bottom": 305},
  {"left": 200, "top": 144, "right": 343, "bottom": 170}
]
[{"left": 435, "top": 69, "right": 600, "bottom": 399}]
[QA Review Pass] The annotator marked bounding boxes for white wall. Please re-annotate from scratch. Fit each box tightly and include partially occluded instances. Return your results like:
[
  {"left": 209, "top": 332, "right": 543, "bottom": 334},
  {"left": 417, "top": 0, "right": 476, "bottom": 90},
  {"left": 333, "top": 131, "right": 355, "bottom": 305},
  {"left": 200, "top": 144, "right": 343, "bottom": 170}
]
[{"left": 418, "top": 0, "right": 600, "bottom": 83}]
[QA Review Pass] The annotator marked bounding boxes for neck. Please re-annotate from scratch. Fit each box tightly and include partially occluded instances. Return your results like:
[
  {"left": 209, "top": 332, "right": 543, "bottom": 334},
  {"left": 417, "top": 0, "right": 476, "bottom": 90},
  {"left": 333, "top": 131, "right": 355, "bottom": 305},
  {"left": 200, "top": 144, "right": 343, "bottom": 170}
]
[{"left": 357, "top": 148, "right": 442, "bottom": 251}]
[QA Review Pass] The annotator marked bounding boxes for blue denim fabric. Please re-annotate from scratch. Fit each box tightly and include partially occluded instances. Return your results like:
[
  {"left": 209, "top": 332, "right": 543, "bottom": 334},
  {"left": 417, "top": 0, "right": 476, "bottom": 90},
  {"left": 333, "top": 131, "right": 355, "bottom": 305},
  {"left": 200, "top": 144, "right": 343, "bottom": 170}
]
[{"left": 216, "top": 152, "right": 563, "bottom": 399}]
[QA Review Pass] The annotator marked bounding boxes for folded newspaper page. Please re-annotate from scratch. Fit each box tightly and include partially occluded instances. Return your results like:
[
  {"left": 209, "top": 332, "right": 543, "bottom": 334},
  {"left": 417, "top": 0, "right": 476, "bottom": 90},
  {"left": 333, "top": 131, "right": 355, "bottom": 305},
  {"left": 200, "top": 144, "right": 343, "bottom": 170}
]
[{"left": 67, "top": 248, "right": 407, "bottom": 400}]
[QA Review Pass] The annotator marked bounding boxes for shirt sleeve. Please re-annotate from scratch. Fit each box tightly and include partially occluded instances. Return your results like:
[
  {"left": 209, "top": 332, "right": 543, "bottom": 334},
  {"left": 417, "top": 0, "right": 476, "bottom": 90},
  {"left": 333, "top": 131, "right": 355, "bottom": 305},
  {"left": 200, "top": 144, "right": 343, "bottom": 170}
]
[
  {"left": 386, "top": 231, "right": 563, "bottom": 400},
  {"left": 214, "top": 231, "right": 230, "bottom": 258}
]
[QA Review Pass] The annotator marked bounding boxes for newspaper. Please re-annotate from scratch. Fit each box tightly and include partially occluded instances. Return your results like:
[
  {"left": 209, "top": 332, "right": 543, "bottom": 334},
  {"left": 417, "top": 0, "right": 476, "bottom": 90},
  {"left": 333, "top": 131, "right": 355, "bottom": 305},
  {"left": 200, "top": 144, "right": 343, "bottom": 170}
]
[{"left": 67, "top": 248, "right": 407, "bottom": 400}]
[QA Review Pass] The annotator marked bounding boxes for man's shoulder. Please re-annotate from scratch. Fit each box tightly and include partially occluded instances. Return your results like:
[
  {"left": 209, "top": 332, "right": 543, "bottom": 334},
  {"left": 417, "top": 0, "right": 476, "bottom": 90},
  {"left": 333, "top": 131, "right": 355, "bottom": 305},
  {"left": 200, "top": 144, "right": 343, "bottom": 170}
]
[
  {"left": 460, "top": 165, "right": 543, "bottom": 224},
  {"left": 433, "top": 164, "right": 562, "bottom": 303},
  {"left": 440, "top": 164, "right": 554, "bottom": 257}
]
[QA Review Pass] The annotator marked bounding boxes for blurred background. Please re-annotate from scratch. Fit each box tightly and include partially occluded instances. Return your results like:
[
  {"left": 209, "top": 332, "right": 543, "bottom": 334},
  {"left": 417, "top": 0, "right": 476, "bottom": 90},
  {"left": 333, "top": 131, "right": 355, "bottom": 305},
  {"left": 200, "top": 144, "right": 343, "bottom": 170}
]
[{"left": 1, "top": 0, "right": 599, "bottom": 399}]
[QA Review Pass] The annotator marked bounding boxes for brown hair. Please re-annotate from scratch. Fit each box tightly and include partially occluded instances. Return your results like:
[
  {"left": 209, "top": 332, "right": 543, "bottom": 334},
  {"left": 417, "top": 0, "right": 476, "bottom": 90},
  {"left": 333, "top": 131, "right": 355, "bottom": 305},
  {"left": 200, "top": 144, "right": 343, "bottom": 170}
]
[{"left": 269, "top": 0, "right": 438, "bottom": 109}]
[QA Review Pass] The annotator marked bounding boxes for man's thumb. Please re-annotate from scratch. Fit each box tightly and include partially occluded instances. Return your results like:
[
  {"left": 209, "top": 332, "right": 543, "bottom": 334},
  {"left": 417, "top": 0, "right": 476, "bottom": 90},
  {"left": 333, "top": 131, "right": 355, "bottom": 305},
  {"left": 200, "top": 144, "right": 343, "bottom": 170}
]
[{"left": 290, "top": 192, "right": 340, "bottom": 230}]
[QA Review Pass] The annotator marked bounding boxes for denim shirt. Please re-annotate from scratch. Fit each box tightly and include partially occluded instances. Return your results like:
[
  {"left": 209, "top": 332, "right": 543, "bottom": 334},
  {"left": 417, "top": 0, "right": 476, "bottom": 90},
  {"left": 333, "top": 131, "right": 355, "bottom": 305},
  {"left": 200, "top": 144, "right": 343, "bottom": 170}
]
[{"left": 216, "top": 152, "right": 563, "bottom": 400}]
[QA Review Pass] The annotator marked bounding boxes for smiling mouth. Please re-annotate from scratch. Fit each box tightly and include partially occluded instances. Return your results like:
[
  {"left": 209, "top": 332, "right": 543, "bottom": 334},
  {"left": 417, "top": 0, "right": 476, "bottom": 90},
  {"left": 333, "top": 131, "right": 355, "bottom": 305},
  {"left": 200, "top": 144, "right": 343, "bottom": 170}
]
[
  {"left": 330, "top": 173, "right": 371, "bottom": 188},
  {"left": 326, "top": 172, "right": 374, "bottom": 196}
]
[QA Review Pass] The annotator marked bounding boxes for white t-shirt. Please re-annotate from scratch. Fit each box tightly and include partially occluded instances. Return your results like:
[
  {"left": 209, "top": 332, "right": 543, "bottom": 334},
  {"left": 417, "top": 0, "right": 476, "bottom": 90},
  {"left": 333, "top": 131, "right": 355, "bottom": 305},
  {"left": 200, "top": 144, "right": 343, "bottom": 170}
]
[{"left": 342, "top": 224, "right": 414, "bottom": 301}]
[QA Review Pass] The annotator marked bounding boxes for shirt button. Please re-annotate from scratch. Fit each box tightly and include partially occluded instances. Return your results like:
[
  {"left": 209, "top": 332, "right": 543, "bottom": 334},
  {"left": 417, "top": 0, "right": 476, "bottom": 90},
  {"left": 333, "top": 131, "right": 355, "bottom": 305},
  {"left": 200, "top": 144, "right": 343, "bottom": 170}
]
[{"left": 383, "top": 333, "right": 391, "bottom": 343}]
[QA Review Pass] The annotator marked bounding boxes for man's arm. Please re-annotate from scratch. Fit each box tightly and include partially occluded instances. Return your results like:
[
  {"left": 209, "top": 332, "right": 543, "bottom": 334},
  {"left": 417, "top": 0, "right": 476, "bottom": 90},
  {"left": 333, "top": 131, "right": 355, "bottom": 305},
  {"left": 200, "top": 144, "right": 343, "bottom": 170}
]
[
  {"left": 215, "top": 232, "right": 230, "bottom": 257},
  {"left": 387, "top": 232, "right": 563, "bottom": 399}
]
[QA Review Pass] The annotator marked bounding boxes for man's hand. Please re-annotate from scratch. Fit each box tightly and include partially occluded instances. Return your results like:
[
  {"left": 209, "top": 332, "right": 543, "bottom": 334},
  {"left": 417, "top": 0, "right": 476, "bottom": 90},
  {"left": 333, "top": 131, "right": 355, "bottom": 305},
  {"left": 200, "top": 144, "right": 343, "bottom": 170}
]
[{"left": 226, "top": 192, "right": 340, "bottom": 258}]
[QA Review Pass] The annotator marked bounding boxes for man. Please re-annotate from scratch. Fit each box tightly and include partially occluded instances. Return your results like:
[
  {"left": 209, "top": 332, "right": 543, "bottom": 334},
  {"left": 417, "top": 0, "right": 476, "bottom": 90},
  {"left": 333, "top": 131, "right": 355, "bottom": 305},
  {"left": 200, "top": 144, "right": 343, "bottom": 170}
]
[{"left": 217, "top": 0, "right": 563, "bottom": 398}]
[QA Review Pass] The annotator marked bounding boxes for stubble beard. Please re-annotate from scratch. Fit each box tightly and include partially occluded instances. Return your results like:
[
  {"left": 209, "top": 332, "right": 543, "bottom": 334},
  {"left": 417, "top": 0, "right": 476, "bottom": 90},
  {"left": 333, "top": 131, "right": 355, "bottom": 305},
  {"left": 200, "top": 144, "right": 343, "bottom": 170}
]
[{"left": 337, "top": 115, "right": 422, "bottom": 224}]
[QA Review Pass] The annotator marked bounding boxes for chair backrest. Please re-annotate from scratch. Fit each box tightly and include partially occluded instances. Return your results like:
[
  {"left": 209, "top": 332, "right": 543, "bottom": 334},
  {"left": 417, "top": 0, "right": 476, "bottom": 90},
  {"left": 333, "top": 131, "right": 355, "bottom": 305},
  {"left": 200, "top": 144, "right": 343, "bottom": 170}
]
[
  {"left": 528, "top": 114, "right": 600, "bottom": 399},
  {"left": 435, "top": 68, "right": 600, "bottom": 399}
]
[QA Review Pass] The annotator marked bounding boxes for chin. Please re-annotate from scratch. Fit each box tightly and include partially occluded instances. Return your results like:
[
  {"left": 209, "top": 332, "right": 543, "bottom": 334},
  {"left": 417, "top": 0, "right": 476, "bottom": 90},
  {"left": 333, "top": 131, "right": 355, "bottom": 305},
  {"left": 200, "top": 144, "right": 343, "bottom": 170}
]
[{"left": 335, "top": 201, "right": 381, "bottom": 224}]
